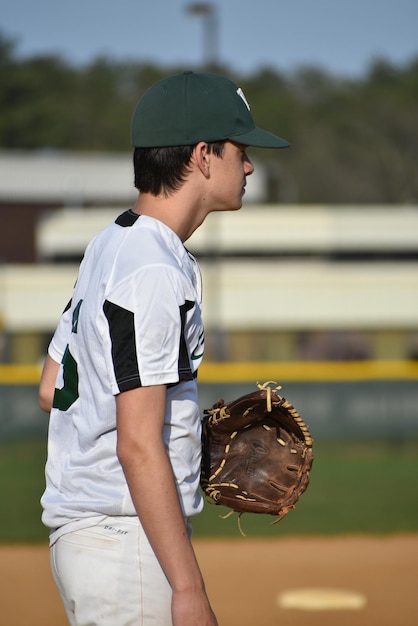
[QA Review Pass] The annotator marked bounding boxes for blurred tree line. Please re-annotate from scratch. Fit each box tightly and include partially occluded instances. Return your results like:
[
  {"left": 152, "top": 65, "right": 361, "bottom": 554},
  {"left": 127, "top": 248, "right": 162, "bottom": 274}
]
[{"left": 1, "top": 32, "right": 417, "bottom": 203}]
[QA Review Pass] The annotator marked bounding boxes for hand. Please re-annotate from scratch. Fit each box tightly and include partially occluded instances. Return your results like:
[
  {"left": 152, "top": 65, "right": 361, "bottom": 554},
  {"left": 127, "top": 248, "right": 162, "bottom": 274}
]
[{"left": 172, "top": 588, "right": 218, "bottom": 626}]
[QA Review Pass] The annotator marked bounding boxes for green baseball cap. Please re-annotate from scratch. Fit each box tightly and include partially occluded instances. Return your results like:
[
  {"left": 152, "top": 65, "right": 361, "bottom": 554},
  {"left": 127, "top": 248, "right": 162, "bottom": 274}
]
[{"left": 130, "top": 71, "right": 289, "bottom": 149}]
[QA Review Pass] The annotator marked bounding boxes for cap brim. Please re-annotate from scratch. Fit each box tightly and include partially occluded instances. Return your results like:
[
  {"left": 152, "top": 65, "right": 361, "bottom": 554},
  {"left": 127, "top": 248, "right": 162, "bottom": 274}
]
[{"left": 229, "top": 126, "right": 289, "bottom": 149}]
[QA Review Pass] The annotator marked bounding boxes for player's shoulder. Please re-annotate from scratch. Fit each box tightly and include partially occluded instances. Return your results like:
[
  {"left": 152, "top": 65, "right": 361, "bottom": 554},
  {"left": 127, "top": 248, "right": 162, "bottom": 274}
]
[
  {"left": 123, "top": 213, "right": 190, "bottom": 265},
  {"left": 83, "top": 210, "right": 190, "bottom": 277}
]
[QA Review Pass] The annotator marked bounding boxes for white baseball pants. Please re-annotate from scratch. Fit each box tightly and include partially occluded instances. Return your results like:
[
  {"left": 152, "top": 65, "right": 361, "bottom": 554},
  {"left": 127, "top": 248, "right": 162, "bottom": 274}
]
[{"left": 50, "top": 516, "right": 176, "bottom": 626}]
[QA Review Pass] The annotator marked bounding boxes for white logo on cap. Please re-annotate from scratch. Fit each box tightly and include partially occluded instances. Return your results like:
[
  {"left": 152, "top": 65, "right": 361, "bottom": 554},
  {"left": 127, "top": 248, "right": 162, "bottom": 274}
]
[{"left": 237, "top": 87, "right": 250, "bottom": 110}]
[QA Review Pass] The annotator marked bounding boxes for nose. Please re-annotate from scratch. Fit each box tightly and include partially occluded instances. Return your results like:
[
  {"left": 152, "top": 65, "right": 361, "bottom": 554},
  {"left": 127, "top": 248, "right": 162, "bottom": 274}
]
[{"left": 244, "top": 155, "right": 254, "bottom": 176}]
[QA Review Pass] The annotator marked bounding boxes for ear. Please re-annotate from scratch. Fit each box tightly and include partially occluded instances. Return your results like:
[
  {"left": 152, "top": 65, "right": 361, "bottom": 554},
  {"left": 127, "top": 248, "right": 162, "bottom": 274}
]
[{"left": 193, "top": 142, "right": 211, "bottom": 178}]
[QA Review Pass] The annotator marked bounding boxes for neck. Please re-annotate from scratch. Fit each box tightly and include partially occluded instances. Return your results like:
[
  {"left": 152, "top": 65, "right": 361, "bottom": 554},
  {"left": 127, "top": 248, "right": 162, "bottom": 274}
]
[{"left": 132, "top": 190, "right": 208, "bottom": 243}]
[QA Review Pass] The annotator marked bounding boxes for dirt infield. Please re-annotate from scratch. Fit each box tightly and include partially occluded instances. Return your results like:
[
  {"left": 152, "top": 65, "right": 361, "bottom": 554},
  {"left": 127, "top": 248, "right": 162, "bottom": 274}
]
[{"left": 1, "top": 535, "right": 417, "bottom": 626}]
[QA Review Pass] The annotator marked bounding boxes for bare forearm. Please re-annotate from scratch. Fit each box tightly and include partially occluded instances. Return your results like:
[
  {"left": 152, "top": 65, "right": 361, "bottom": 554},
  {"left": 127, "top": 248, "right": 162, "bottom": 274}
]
[
  {"left": 116, "top": 386, "right": 217, "bottom": 625},
  {"left": 118, "top": 436, "right": 203, "bottom": 591}
]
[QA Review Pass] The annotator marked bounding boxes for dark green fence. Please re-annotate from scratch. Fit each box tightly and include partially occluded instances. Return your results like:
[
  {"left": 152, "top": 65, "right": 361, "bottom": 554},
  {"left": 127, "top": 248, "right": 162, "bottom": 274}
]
[{"left": 1, "top": 379, "right": 417, "bottom": 440}]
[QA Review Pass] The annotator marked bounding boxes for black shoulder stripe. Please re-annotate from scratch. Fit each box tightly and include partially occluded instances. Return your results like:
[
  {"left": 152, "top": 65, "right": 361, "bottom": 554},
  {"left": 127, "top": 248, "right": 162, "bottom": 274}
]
[
  {"left": 103, "top": 299, "right": 141, "bottom": 391},
  {"left": 115, "top": 210, "right": 140, "bottom": 227},
  {"left": 177, "top": 301, "right": 195, "bottom": 382}
]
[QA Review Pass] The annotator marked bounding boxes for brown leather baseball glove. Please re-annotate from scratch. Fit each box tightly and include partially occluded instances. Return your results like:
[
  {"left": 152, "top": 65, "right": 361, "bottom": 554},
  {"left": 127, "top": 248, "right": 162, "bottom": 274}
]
[{"left": 200, "top": 382, "right": 313, "bottom": 528}]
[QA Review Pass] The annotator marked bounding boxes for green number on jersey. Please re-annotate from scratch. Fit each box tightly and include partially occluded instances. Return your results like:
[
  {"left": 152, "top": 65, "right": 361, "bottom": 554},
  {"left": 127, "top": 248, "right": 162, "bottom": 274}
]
[
  {"left": 52, "top": 346, "right": 79, "bottom": 411},
  {"left": 52, "top": 299, "right": 82, "bottom": 411}
]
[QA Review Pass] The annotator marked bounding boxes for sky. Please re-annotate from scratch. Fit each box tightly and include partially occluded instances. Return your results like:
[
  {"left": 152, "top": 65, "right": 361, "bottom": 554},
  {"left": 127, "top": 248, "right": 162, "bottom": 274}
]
[{"left": 1, "top": 0, "right": 418, "bottom": 78}]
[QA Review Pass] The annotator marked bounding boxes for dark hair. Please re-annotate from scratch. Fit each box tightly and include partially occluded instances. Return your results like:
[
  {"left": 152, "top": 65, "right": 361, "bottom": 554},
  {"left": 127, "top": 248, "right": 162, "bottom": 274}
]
[{"left": 133, "top": 141, "right": 225, "bottom": 196}]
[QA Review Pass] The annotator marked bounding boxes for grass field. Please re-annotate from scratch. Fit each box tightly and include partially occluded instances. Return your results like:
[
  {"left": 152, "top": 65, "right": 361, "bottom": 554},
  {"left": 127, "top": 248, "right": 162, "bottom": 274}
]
[{"left": 1, "top": 438, "right": 417, "bottom": 543}]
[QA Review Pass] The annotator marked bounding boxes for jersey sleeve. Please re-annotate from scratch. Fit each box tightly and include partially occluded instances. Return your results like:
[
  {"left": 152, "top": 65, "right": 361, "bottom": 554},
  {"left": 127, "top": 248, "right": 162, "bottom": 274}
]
[
  {"left": 48, "top": 299, "right": 73, "bottom": 364},
  {"left": 103, "top": 264, "right": 197, "bottom": 393}
]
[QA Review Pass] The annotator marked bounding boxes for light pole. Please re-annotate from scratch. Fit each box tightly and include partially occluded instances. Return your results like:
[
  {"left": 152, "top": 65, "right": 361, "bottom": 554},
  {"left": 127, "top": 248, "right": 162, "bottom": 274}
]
[{"left": 186, "top": 3, "right": 220, "bottom": 71}]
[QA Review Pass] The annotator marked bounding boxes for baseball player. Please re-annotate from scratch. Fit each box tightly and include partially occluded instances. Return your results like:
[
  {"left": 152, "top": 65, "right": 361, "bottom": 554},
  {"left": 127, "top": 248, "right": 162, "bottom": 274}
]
[{"left": 39, "top": 71, "right": 288, "bottom": 626}]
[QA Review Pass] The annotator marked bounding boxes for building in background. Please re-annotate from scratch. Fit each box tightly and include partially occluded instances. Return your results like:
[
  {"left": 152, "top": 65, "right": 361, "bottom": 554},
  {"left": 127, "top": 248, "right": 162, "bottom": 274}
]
[{"left": 0, "top": 151, "right": 417, "bottom": 363}]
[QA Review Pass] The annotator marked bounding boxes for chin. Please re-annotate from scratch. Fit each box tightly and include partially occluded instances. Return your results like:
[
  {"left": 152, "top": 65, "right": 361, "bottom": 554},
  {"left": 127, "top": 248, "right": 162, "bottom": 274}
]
[
  {"left": 225, "top": 203, "right": 242, "bottom": 212},
  {"left": 212, "top": 199, "right": 243, "bottom": 213}
]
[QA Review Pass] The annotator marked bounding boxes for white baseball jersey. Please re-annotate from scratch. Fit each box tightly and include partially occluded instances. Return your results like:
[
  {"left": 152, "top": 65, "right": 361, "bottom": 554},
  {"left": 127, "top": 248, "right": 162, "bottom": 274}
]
[{"left": 41, "top": 211, "right": 205, "bottom": 545}]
